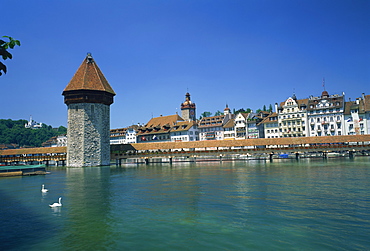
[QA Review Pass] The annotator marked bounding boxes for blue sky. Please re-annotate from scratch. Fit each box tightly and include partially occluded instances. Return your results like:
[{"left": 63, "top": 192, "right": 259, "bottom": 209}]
[{"left": 1, "top": 0, "right": 369, "bottom": 129}]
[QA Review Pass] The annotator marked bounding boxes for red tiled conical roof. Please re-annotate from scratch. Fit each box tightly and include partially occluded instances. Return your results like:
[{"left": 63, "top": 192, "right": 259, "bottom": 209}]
[{"left": 63, "top": 53, "right": 115, "bottom": 95}]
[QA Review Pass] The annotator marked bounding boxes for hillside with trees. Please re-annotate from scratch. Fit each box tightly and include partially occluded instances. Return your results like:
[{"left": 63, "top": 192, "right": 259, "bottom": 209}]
[{"left": 0, "top": 119, "right": 66, "bottom": 147}]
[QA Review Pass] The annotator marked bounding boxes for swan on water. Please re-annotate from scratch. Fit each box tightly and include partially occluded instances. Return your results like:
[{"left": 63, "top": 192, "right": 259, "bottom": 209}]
[
  {"left": 49, "top": 197, "right": 62, "bottom": 207},
  {"left": 41, "top": 184, "right": 48, "bottom": 193}
]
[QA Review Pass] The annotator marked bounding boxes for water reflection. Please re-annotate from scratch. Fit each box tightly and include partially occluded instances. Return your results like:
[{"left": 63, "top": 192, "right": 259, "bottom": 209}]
[
  {"left": 62, "top": 166, "right": 113, "bottom": 250},
  {"left": 50, "top": 206, "right": 62, "bottom": 216}
]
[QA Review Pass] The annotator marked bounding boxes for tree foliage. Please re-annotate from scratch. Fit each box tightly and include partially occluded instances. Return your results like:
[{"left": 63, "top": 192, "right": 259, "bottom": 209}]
[
  {"left": 0, "top": 119, "right": 66, "bottom": 147},
  {"left": 0, "top": 36, "right": 21, "bottom": 76},
  {"left": 199, "top": 111, "right": 212, "bottom": 119},
  {"left": 234, "top": 108, "right": 252, "bottom": 114},
  {"left": 268, "top": 104, "right": 273, "bottom": 112},
  {"left": 214, "top": 110, "right": 223, "bottom": 116}
]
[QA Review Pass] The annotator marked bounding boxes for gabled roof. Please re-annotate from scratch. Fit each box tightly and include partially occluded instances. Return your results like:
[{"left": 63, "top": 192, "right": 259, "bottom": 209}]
[
  {"left": 63, "top": 54, "right": 115, "bottom": 95},
  {"left": 111, "top": 125, "right": 139, "bottom": 137},
  {"left": 171, "top": 121, "right": 197, "bottom": 132},
  {"left": 145, "top": 114, "right": 184, "bottom": 128},
  {"left": 280, "top": 98, "right": 308, "bottom": 107},
  {"left": 235, "top": 112, "right": 250, "bottom": 119},
  {"left": 307, "top": 93, "right": 344, "bottom": 111},
  {"left": 137, "top": 115, "right": 193, "bottom": 136},
  {"left": 198, "top": 115, "right": 225, "bottom": 128},
  {"left": 344, "top": 100, "right": 365, "bottom": 115},
  {"left": 223, "top": 118, "right": 234, "bottom": 128},
  {"left": 259, "top": 112, "right": 278, "bottom": 124}
]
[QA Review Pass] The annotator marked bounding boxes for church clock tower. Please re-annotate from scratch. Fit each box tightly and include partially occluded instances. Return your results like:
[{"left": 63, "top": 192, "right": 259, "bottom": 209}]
[{"left": 181, "top": 92, "right": 196, "bottom": 121}]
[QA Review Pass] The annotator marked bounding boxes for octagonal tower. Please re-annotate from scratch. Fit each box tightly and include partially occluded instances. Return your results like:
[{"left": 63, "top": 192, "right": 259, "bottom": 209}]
[{"left": 62, "top": 53, "right": 115, "bottom": 167}]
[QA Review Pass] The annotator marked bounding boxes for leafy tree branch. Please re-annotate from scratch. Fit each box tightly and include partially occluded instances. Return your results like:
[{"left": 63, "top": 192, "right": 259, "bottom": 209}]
[{"left": 0, "top": 36, "right": 21, "bottom": 76}]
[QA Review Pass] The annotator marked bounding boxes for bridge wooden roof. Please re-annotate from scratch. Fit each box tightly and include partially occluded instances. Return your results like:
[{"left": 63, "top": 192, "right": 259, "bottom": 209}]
[
  {"left": 130, "top": 135, "right": 370, "bottom": 151},
  {"left": 2, "top": 135, "right": 370, "bottom": 157},
  {"left": 0, "top": 147, "right": 66, "bottom": 156}
]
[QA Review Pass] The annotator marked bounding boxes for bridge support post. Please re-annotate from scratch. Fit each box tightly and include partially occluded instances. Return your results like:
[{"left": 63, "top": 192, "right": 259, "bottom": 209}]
[
  {"left": 269, "top": 153, "right": 273, "bottom": 162},
  {"left": 295, "top": 152, "right": 299, "bottom": 160},
  {"left": 169, "top": 157, "right": 173, "bottom": 164},
  {"left": 219, "top": 155, "right": 222, "bottom": 162},
  {"left": 349, "top": 150, "right": 355, "bottom": 159},
  {"left": 323, "top": 152, "right": 327, "bottom": 159},
  {"left": 116, "top": 158, "right": 122, "bottom": 166},
  {"left": 145, "top": 158, "right": 149, "bottom": 165}
]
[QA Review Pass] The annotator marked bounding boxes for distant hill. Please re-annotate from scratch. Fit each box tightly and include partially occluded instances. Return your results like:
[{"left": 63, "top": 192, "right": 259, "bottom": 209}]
[{"left": 0, "top": 119, "right": 67, "bottom": 147}]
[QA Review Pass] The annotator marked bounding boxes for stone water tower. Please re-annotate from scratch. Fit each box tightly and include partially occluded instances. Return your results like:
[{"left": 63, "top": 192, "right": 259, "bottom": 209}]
[{"left": 62, "top": 53, "right": 115, "bottom": 167}]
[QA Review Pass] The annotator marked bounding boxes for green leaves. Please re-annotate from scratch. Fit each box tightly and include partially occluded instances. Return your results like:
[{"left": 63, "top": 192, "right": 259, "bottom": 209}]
[
  {"left": 2, "top": 36, "right": 21, "bottom": 49},
  {"left": 0, "top": 35, "right": 21, "bottom": 76}
]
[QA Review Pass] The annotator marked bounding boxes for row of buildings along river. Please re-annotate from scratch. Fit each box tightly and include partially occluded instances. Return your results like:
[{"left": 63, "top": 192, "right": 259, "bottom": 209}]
[
  {"left": 110, "top": 91, "right": 370, "bottom": 144},
  {"left": 43, "top": 90, "right": 370, "bottom": 147}
]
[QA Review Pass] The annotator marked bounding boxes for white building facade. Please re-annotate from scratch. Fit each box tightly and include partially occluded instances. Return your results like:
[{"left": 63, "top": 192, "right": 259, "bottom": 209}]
[
  {"left": 307, "top": 91, "right": 345, "bottom": 137},
  {"left": 170, "top": 121, "right": 199, "bottom": 142},
  {"left": 261, "top": 112, "right": 280, "bottom": 138},
  {"left": 344, "top": 97, "right": 367, "bottom": 135},
  {"left": 277, "top": 95, "right": 308, "bottom": 138}
]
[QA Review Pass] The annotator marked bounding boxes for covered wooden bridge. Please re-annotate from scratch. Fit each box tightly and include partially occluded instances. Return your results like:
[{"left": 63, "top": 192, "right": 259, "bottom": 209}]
[
  {"left": 1, "top": 135, "right": 370, "bottom": 166},
  {"left": 112, "top": 135, "right": 370, "bottom": 163}
]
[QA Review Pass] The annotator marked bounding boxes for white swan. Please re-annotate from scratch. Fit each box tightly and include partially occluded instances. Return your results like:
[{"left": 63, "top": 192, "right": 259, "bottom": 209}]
[
  {"left": 49, "top": 197, "right": 62, "bottom": 207},
  {"left": 41, "top": 184, "right": 48, "bottom": 193}
]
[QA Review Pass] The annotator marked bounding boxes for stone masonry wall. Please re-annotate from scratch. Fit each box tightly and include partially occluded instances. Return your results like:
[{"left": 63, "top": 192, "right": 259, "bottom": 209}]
[{"left": 67, "top": 103, "right": 111, "bottom": 167}]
